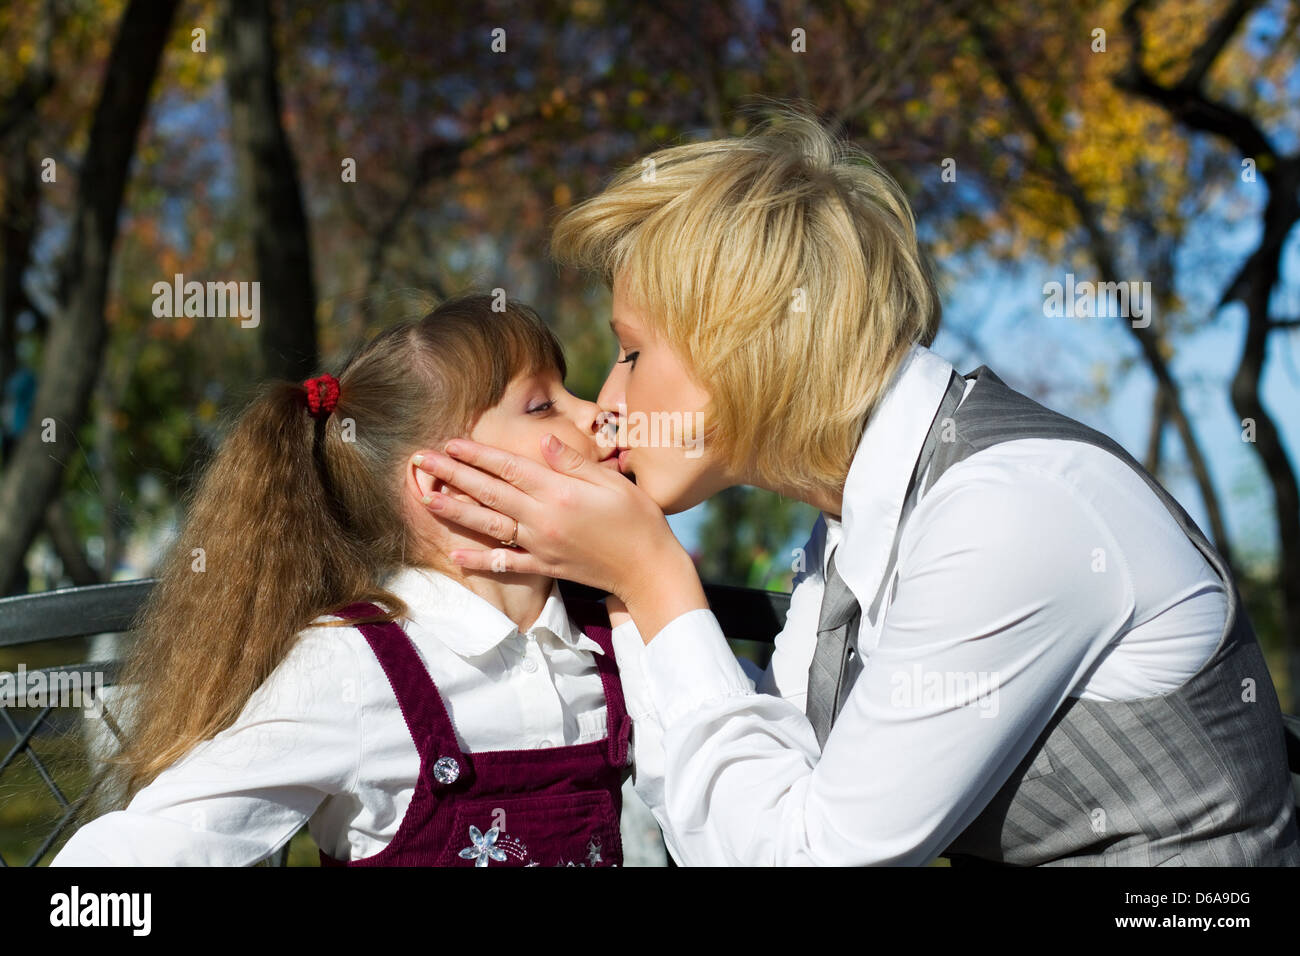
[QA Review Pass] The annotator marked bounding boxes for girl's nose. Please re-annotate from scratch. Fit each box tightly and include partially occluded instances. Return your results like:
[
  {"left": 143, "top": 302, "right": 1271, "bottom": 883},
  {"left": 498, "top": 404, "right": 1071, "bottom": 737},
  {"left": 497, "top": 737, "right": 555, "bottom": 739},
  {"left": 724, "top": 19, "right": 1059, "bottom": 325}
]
[
  {"left": 567, "top": 394, "right": 608, "bottom": 444},
  {"left": 567, "top": 395, "right": 618, "bottom": 460},
  {"left": 593, "top": 410, "right": 620, "bottom": 450}
]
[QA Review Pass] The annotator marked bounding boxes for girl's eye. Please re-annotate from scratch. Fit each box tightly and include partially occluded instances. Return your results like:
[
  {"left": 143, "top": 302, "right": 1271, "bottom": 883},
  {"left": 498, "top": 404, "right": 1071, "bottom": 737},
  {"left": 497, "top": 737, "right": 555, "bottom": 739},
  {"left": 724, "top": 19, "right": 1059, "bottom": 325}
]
[
  {"left": 527, "top": 400, "right": 555, "bottom": 414},
  {"left": 617, "top": 350, "right": 640, "bottom": 367}
]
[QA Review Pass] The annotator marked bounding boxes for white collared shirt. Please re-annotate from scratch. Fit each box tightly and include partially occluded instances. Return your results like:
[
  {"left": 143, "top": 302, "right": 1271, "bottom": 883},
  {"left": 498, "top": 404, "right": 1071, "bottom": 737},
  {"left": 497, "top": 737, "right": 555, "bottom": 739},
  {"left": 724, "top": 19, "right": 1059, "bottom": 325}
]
[
  {"left": 52, "top": 567, "right": 621, "bottom": 866},
  {"left": 612, "top": 343, "right": 1228, "bottom": 866}
]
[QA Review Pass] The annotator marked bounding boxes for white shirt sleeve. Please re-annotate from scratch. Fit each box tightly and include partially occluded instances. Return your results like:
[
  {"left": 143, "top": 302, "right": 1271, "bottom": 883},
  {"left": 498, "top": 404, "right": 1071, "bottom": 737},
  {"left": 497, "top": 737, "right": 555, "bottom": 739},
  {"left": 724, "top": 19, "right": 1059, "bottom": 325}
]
[
  {"left": 637, "top": 463, "right": 1136, "bottom": 865},
  {"left": 608, "top": 514, "right": 830, "bottom": 864},
  {"left": 51, "top": 624, "right": 364, "bottom": 866},
  {"left": 610, "top": 619, "right": 685, "bottom": 864}
]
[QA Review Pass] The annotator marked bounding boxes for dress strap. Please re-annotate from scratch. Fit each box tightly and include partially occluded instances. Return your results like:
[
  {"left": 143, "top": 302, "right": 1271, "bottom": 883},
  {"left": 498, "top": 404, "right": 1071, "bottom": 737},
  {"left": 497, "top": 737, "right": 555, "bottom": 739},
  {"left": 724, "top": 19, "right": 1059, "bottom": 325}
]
[
  {"left": 333, "top": 602, "right": 468, "bottom": 773},
  {"left": 566, "top": 596, "right": 631, "bottom": 767}
]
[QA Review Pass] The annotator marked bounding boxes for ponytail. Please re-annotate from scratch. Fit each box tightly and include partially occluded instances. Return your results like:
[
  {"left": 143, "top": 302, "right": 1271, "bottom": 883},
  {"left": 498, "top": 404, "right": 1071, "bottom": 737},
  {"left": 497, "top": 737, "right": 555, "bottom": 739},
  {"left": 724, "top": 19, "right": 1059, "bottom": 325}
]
[{"left": 78, "top": 381, "right": 397, "bottom": 821}]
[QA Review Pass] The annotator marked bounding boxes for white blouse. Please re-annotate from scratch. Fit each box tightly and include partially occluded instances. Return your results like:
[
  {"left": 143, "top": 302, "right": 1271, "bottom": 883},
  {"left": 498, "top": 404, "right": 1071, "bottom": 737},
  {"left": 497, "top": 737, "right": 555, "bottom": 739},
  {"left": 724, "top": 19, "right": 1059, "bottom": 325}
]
[
  {"left": 611, "top": 343, "right": 1229, "bottom": 866},
  {"left": 52, "top": 566, "right": 628, "bottom": 866}
]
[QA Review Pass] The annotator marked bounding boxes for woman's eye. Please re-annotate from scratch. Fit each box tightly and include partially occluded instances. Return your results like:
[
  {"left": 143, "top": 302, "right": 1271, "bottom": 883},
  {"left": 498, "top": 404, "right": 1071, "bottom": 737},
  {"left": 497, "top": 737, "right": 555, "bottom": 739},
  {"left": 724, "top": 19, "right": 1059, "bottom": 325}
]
[
  {"left": 527, "top": 400, "right": 555, "bottom": 414},
  {"left": 617, "top": 350, "right": 640, "bottom": 367}
]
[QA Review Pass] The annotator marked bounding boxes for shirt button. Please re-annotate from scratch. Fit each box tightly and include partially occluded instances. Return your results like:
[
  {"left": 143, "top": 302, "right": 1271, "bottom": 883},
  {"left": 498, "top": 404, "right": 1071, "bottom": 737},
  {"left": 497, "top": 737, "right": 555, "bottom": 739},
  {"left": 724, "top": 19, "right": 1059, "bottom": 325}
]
[
  {"left": 521, "top": 658, "right": 538, "bottom": 673},
  {"left": 525, "top": 631, "right": 537, "bottom": 642},
  {"left": 538, "top": 739, "right": 553, "bottom": 748}
]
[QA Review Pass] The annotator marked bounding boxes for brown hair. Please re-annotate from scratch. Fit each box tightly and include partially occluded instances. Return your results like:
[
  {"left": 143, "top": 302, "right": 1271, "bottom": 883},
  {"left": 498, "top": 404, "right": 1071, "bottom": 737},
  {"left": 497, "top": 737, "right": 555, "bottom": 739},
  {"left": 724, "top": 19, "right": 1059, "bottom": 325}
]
[{"left": 77, "top": 291, "right": 564, "bottom": 823}]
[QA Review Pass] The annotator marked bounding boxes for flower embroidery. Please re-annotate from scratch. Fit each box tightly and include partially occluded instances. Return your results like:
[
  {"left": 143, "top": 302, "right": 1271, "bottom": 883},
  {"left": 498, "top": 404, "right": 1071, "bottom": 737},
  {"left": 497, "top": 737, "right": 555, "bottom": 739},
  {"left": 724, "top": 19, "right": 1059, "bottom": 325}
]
[
  {"left": 457, "top": 824, "right": 613, "bottom": 867},
  {"left": 459, "top": 825, "right": 508, "bottom": 867}
]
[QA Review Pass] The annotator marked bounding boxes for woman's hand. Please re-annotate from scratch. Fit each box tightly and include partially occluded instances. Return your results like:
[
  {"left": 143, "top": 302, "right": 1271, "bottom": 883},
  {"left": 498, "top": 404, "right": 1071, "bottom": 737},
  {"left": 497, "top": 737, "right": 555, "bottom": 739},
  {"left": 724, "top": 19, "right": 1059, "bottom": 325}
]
[{"left": 413, "top": 434, "right": 707, "bottom": 641}]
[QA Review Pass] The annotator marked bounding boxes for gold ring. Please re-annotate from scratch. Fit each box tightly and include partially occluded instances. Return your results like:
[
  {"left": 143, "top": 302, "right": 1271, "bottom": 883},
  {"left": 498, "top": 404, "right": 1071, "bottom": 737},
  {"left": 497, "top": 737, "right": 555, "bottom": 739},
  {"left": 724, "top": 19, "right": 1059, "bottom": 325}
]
[{"left": 499, "top": 518, "right": 518, "bottom": 548}]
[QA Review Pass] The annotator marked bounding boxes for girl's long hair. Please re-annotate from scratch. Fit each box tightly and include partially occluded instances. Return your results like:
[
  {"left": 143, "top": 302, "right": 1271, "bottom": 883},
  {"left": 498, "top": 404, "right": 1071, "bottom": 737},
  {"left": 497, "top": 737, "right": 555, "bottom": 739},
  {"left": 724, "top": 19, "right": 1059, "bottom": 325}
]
[{"left": 76, "top": 291, "right": 565, "bottom": 822}]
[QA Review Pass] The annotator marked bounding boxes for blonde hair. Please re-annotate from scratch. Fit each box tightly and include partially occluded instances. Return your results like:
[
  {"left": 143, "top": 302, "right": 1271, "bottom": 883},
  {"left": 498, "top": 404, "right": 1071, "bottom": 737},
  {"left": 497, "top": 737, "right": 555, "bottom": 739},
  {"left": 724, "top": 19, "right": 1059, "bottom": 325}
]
[
  {"left": 550, "top": 105, "right": 940, "bottom": 495},
  {"left": 76, "top": 292, "right": 564, "bottom": 821}
]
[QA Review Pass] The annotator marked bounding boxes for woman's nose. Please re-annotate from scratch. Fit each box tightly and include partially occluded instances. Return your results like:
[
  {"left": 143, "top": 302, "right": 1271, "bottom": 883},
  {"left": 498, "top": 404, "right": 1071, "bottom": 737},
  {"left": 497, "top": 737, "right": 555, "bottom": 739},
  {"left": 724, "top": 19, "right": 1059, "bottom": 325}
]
[{"left": 596, "top": 367, "right": 624, "bottom": 418}]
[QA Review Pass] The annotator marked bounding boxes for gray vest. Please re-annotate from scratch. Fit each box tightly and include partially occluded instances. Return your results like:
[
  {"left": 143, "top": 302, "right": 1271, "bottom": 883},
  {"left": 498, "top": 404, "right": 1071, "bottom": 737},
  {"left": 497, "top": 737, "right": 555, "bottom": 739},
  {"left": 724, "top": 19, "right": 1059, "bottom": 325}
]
[{"left": 813, "top": 365, "right": 1300, "bottom": 866}]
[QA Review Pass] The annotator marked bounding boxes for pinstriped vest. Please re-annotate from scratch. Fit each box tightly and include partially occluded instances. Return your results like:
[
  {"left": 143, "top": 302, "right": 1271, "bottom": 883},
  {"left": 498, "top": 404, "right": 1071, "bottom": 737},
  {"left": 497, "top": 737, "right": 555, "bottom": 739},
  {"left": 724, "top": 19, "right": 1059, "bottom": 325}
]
[{"left": 830, "top": 365, "right": 1300, "bottom": 866}]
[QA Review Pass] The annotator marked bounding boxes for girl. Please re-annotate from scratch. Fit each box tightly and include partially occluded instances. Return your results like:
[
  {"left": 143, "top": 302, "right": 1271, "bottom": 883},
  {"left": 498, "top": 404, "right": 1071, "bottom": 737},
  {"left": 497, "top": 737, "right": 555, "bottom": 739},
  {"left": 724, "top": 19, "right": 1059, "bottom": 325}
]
[{"left": 52, "top": 291, "right": 635, "bottom": 867}]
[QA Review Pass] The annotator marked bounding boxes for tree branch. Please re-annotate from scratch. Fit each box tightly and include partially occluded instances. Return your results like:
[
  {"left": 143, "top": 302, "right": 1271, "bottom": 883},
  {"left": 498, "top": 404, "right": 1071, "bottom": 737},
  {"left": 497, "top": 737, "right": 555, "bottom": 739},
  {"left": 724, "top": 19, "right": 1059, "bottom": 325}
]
[
  {"left": 965, "top": 11, "right": 1236, "bottom": 567},
  {"left": 1176, "top": 0, "right": 1258, "bottom": 91},
  {"left": 44, "top": 498, "right": 101, "bottom": 587},
  {"left": 1118, "top": 0, "right": 1300, "bottom": 709}
]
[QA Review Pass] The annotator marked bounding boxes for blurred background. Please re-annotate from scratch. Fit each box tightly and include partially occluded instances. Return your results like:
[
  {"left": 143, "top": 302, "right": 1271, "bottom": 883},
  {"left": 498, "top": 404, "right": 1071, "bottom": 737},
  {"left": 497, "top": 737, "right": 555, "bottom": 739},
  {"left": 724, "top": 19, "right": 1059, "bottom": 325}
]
[{"left": 1, "top": 0, "right": 1297, "bottom": 864}]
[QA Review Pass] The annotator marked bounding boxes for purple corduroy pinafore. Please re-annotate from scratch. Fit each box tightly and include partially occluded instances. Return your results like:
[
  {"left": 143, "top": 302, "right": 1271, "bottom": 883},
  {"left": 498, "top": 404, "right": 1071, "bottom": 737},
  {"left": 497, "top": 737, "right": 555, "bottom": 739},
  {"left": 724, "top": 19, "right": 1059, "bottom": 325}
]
[{"left": 318, "top": 596, "right": 632, "bottom": 867}]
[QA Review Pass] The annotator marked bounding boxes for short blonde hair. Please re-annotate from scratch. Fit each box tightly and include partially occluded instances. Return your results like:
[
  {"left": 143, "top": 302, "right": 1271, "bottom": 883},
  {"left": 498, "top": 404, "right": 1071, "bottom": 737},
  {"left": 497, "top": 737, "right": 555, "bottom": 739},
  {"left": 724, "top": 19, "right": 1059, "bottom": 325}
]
[{"left": 549, "top": 105, "right": 941, "bottom": 495}]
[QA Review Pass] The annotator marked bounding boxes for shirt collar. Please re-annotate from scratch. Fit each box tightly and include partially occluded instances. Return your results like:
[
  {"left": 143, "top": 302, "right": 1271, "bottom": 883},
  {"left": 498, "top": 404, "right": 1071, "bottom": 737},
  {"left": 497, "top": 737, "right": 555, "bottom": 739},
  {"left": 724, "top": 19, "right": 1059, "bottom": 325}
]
[
  {"left": 825, "top": 343, "right": 958, "bottom": 602},
  {"left": 380, "top": 567, "right": 606, "bottom": 659}
]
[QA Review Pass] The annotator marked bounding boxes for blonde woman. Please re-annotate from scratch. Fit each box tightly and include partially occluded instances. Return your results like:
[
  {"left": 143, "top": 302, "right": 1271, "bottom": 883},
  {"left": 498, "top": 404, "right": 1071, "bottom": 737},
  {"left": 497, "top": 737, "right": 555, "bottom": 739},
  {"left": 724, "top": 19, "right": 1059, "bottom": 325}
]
[{"left": 413, "top": 108, "right": 1300, "bottom": 866}]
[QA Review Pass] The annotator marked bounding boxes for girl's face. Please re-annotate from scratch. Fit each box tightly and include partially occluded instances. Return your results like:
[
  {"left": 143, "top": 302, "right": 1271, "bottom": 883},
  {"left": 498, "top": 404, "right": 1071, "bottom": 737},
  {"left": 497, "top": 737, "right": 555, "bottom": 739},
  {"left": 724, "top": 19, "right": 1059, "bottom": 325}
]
[
  {"left": 411, "top": 367, "right": 619, "bottom": 557},
  {"left": 469, "top": 368, "right": 620, "bottom": 474},
  {"left": 596, "top": 272, "right": 733, "bottom": 514}
]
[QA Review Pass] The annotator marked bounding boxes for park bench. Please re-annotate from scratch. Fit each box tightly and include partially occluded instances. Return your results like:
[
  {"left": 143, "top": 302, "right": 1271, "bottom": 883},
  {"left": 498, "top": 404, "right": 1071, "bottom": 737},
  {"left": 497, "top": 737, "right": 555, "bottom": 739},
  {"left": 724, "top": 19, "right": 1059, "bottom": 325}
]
[{"left": 3, "top": 578, "right": 1299, "bottom": 866}]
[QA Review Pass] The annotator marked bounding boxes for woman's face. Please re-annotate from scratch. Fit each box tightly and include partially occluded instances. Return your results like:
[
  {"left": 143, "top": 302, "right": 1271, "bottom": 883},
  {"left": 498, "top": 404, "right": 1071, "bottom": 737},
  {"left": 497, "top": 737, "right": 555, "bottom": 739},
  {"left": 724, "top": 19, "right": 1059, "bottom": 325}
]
[{"left": 596, "top": 272, "right": 734, "bottom": 514}]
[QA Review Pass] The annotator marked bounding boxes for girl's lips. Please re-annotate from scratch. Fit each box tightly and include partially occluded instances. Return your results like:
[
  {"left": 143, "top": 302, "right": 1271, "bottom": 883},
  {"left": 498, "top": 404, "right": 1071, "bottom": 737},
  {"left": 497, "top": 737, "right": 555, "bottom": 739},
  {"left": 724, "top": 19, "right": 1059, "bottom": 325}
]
[{"left": 617, "top": 449, "right": 629, "bottom": 472}]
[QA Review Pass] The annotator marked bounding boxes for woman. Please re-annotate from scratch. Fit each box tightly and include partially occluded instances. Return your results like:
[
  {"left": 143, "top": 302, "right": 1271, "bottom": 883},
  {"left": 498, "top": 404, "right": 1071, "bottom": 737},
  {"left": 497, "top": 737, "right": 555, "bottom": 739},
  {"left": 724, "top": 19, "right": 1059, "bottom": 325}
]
[{"left": 413, "top": 109, "right": 1300, "bottom": 866}]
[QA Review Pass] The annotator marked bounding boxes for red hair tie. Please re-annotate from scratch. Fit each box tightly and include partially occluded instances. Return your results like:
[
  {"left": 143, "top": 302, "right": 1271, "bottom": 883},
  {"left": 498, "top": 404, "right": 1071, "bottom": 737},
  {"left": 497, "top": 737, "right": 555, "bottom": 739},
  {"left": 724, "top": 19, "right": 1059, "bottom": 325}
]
[{"left": 303, "top": 374, "right": 340, "bottom": 418}]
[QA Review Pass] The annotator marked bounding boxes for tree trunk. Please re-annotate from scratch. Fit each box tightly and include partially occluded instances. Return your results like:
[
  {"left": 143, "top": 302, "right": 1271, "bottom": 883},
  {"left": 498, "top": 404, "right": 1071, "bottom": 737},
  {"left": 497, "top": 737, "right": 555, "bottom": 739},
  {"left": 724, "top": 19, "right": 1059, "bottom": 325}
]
[
  {"left": 0, "top": 0, "right": 178, "bottom": 595},
  {"left": 0, "top": 1, "right": 55, "bottom": 463},
  {"left": 223, "top": 0, "right": 318, "bottom": 381}
]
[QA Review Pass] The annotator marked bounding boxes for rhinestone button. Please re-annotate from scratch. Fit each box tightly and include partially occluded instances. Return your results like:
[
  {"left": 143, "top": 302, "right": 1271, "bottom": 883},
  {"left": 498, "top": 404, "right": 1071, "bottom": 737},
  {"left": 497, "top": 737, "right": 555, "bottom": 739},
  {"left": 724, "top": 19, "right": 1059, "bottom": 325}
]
[{"left": 432, "top": 755, "right": 460, "bottom": 784}]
